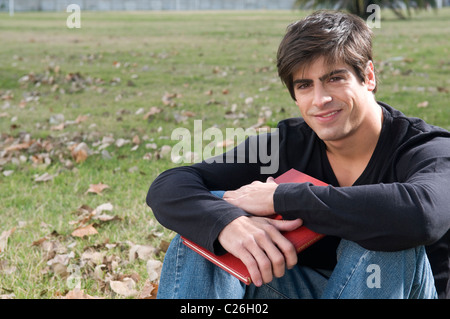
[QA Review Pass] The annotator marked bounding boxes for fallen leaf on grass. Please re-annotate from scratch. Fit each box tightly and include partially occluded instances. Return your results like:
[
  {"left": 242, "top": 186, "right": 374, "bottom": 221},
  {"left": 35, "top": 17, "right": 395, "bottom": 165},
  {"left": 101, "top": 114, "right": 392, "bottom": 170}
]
[
  {"left": 5, "top": 141, "right": 32, "bottom": 153},
  {"left": 0, "top": 259, "right": 17, "bottom": 275},
  {"left": 138, "top": 280, "right": 158, "bottom": 299},
  {"left": 36, "top": 238, "right": 67, "bottom": 261},
  {"left": 161, "top": 92, "right": 180, "bottom": 107},
  {"left": 81, "top": 250, "right": 105, "bottom": 266},
  {"left": 34, "top": 172, "right": 57, "bottom": 182},
  {"left": 75, "top": 114, "right": 89, "bottom": 124},
  {"left": 71, "top": 224, "right": 98, "bottom": 238},
  {"left": 129, "top": 244, "right": 156, "bottom": 262},
  {"left": 2, "top": 170, "right": 14, "bottom": 177},
  {"left": 95, "top": 213, "right": 121, "bottom": 223},
  {"left": 132, "top": 135, "right": 140, "bottom": 145},
  {"left": 146, "top": 259, "right": 162, "bottom": 282},
  {"left": 47, "top": 251, "right": 75, "bottom": 266},
  {"left": 110, "top": 278, "right": 138, "bottom": 297},
  {"left": 417, "top": 101, "right": 429, "bottom": 108},
  {"left": 62, "top": 288, "right": 103, "bottom": 299},
  {"left": 50, "top": 123, "right": 65, "bottom": 131},
  {"left": 69, "top": 142, "right": 90, "bottom": 163},
  {"left": 0, "top": 227, "right": 16, "bottom": 253},
  {"left": 94, "top": 202, "right": 113, "bottom": 213},
  {"left": 85, "top": 182, "right": 110, "bottom": 195},
  {"left": 143, "top": 106, "right": 162, "bottom": 120},
  {"left": 70, "top": 203, "right": 119, "bottom": 227}
]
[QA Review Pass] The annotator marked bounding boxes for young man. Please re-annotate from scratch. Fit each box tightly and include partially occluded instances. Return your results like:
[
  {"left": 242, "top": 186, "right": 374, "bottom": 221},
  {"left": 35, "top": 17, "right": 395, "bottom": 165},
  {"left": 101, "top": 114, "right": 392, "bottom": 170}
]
[{"left": 147, "top": 11, "right": 450, "bottom": 298}]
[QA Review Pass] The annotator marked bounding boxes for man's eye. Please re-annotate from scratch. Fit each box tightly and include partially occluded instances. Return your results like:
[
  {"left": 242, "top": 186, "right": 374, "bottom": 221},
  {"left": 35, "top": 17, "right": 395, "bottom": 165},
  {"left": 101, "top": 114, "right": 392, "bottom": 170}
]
[
  {"left": 297, "top": 83, "right": 310, "bottom": 90},
  {"left": 329, "top": 77, "right": 342, "bottom": 82}
]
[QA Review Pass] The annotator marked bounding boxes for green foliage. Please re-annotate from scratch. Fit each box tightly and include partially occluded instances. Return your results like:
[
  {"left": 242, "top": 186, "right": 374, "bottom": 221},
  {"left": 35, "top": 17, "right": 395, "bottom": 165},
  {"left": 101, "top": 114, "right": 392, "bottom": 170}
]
[
  {"left": 0, "top": 9, "right": 449, "bottom": 298},
  {"left": 293, "top": 0, "right": 437, "bottom": 19}
]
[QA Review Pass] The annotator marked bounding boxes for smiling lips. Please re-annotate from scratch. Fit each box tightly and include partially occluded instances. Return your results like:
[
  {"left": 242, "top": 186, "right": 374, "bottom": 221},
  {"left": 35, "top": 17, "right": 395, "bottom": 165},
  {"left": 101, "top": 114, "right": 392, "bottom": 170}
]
[{"left": 315, "top": 109, "right": 341, "bottom": 122}]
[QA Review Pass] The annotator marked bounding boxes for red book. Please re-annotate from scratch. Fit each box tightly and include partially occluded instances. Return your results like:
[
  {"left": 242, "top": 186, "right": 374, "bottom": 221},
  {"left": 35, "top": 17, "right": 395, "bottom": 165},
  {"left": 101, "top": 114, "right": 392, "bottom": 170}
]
[{"left": 181, "top": 168, "right": 327, "bottom": 285}]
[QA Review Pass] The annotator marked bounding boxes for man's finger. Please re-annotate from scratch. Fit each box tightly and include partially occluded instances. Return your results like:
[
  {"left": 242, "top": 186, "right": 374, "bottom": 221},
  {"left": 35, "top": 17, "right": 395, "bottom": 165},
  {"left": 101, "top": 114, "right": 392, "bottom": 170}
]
[
  {"left": 234, "top": 247, "right": 264, "bottom": 287},
  {"left": 268, "top": 218, "right": 303, "bottom": 232},
  {"left": 266, "top": 176, "right": 276, "bottom": 183},
  {"left": 260, "top": 219, "right": 299, "bottom": 270}
]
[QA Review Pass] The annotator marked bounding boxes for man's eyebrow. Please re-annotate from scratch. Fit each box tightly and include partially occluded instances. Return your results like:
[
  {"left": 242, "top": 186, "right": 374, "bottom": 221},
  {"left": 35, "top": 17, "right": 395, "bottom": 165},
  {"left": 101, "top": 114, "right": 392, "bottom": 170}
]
[
  {"left": 293, "top": 69, "right": 350, "bottom": 84},
  {"left": 319, "top": 69, "right": 349, "bottom": 82},
  {"left": 292, "top": 78, "right": 312, "bottom": 85}
]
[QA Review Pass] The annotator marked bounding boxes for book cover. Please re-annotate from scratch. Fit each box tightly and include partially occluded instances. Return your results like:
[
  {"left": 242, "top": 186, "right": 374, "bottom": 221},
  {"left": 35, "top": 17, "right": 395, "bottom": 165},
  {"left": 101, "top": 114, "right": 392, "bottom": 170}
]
[{"left": 181, "top": 168, "right": 327, "bottom": 285}]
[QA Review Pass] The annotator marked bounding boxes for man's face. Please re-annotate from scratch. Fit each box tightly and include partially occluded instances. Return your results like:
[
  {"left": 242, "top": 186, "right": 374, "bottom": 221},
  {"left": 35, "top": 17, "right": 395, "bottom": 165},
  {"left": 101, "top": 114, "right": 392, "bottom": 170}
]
[{"left": 292, "top": 56, "right": 376, "bottom": 144}]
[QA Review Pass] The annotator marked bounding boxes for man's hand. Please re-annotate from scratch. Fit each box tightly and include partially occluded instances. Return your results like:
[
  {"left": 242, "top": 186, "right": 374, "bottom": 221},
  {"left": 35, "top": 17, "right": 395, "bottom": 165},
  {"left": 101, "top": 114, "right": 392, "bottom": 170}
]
[
  {"left": 218, "top": 215, "right": 303, "bottom": 287},
  {"left": 223, "top": 178, "right": 278, "bottom": 216}
]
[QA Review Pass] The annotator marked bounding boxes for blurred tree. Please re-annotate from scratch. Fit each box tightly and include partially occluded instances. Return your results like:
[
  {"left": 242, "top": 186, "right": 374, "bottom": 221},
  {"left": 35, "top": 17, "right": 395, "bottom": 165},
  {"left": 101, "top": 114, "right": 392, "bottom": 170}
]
[{"left": 293, "top": 0, "right": 437, "bottom": 19}]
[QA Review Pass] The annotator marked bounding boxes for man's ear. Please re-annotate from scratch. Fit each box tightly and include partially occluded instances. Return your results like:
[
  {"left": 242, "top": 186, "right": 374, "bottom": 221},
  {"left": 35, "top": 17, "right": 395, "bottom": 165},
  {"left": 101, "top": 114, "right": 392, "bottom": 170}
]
[{"left": 365, "top": 60, "right": 376, "bottom": 92}]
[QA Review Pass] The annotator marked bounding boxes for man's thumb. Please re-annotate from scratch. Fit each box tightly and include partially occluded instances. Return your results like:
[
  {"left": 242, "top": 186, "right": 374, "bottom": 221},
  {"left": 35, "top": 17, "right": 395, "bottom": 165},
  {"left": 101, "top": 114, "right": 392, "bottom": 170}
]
[{"left": 270, "top": 218, "right": 303, "bottom": 232}]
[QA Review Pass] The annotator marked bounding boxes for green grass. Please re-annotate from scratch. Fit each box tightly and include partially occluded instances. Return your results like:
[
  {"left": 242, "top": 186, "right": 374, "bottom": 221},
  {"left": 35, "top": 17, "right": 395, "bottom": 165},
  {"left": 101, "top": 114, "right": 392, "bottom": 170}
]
[{"left": 0, "top": 9, "right": 449, "bottom": 298}]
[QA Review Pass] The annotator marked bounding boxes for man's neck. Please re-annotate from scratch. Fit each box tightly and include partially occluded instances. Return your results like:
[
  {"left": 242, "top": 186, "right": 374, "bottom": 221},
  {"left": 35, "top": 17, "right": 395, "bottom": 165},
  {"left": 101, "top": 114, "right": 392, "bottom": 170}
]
[
  {"left": 325, "top": 101, "right": 383, "bottom": 186},
  {"left": 325, "top": 100, "right": 383, "bottom": 160}
]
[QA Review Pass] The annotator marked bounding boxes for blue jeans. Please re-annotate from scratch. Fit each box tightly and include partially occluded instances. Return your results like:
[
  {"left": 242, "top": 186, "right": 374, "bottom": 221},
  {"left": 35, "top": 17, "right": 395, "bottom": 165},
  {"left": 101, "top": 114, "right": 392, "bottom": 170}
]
[{"left": 157, "top": 234, "right": 437, "bottom": 299}]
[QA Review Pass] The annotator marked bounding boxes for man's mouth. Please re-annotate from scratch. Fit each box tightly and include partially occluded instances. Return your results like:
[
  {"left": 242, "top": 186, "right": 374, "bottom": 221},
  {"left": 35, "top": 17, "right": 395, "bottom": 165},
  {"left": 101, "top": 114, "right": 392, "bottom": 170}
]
[{"left": 319, "top": 110, "right": 340, "bottom": 118}]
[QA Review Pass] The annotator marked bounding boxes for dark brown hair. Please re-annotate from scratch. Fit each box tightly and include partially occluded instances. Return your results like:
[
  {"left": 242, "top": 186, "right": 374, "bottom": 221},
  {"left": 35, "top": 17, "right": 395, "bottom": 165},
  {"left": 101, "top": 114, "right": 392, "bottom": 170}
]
[{"left": 277, "top": 10, "right": 376, "bottom": 100}]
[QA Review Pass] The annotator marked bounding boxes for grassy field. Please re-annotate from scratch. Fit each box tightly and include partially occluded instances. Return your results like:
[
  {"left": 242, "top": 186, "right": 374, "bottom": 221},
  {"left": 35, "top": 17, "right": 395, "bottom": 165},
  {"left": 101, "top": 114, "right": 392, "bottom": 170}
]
[{"left": 0, "top": 9, "right": 449, "bottom": 298}]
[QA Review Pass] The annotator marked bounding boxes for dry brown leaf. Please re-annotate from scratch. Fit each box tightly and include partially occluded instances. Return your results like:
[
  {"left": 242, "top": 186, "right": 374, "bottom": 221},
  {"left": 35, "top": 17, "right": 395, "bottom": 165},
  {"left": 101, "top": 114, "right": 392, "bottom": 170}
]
[
  {"left": 95, "top": 202, "right": 113, "bottom": 213},
  {"left": 138, "top": 280, "right": 158, "bottom": 299},
  {"left": 75, "top": 114, "right": 89, "bottom": 123},
  {"left": 70, "top": 142, "right": 90, "bottom": 163},
  {"left": 34, "top": 172, "right": 57, "bottom": 182},
  {"left": 62, "top": 288, "right": 103, "bottom": 299},
  {"left": 71, "top": 224, "right": 98, "bottom": 238},
  {"left": 132, "top": 135, "right": 140, "bottom": 145},
  {"left": 417, "top": 101, "right": 429, "bottom": 108},
  {"left": 0, "top": 259, "right": 17, "bottom": 275},
  {"left": 143, "top": 106, "right": 162, "bottom": 120},
  {"left": 162, "top": 93, "right": 178, "bottom": 107},
  {"left": 81, "top": 250, "right": 105, "bottom": 265},
  {"left": 74, "top": 148, "right": 88, "bottom": 163},
  {"left": 75, "top": 211, "right": 96, "bottom": 226},
  {"left": 31, "top": 236, "right": 48, "bottom": 247},
  {"left": 182, "top": 110, "right": 196, "bottom": 117},
  {"left": 0, "top": 227, "right": 16, "bottom": 253},
  {"left": 129, "top": 244, "right": 156, "bottom": 262},
  {"left": 146, "top": 259, "right": 162, "bottom": 282},
  {"left": 95, "top": 214, "right": 121, "bottom": 222},
  {"left": 51, "top": 123, "right": 65, "bottom": 131},
  {"left": 110, "top": 278, "right": 138, "bottom": 297},
  {"left": 46, "top": 251, "right": 75, "bottom": 266},
  {"left": 85, "top": 182, "right": 110, "bottom": 195},
  {"left": 5, "top": 141, "right": 32, "bottom": 153}
]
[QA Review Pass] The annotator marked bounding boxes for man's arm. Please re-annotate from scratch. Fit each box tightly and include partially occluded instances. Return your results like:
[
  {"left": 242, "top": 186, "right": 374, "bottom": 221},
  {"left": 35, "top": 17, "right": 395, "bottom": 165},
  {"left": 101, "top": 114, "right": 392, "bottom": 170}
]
[
  {"left": 146, "top": 132, "right": 281, "bottom": 253},
  {"left": 147, "top": 165, "right": 249, "bottom": 253},
  {"left": 147, "top": 130, "right": 309, "bottom": 285},
  {"left": 224, "top": 137, "right": 450, "bottom": 252},
  {"left": 149, "top": 165, "right": 304, "bottom": 286}
]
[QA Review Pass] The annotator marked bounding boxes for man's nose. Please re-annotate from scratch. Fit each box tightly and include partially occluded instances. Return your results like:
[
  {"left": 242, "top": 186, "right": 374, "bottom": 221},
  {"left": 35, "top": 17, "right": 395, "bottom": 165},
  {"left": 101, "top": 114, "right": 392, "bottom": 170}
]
[{"left": 312, "top": 84, "right": 332, "bottom": 108}]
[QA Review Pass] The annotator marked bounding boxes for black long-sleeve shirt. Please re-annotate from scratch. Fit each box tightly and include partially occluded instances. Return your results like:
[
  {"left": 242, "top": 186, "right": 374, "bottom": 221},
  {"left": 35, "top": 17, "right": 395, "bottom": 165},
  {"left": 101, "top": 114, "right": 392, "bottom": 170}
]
[{"left": 147, "top": 102, "right": 450, "bottom": 298}]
